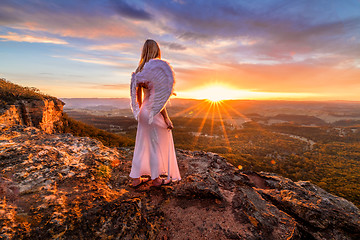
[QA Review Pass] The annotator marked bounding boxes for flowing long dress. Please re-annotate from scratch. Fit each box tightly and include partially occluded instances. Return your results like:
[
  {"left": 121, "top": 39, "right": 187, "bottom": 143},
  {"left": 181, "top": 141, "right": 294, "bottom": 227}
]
[{"left": 129, "top": 60, "right": 181, "bottom": 181}]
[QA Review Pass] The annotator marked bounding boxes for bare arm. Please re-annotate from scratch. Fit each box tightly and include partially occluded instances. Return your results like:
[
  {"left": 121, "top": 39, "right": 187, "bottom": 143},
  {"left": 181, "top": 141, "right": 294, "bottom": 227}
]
[
  {"left": 161, "top": 107, "right": 174, "bottom": 130},
  {"left": 160, "top": 107, "right": 169, "bottom": 120}
]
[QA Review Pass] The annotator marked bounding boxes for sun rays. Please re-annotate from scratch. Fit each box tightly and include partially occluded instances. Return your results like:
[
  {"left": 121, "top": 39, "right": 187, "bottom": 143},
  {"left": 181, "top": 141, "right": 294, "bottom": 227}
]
[
  {"left": 172, "top": 90, "right": 269, "bottom": 152},
  {"left": 185, "top": 99, "right": 253, "bottom": 151}
]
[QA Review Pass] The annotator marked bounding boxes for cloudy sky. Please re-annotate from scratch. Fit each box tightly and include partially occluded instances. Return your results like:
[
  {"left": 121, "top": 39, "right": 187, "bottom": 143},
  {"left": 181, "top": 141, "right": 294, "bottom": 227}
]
[{"left": 1, "top": 0, "right": 360, "bottom": 100}]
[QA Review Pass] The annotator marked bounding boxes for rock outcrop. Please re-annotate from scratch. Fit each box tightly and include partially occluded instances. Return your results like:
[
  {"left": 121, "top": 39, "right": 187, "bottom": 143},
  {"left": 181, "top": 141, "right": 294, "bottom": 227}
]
[
  {"left": 1, "top": 124, "right": 359, "bottom": 240},
  {"left": 0, "top": 99, "right": 64, "bottom": 134}
]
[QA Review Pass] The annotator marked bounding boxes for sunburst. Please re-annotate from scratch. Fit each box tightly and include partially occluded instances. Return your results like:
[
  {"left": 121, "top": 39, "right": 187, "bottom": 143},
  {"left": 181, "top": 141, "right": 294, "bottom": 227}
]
[
  {"left": 190, "top": 99, "right": 232, "bottom": 150},
  {"left": 207, "top": 95, "right": 224, "bottom": 103},
  {"left": 189, "top": 84, "right": 241, "bottom": 102}
]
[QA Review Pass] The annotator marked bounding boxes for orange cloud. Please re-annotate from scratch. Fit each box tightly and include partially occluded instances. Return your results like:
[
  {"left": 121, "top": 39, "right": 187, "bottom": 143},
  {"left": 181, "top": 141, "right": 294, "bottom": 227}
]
[
  {"left": 86, "top": 43, "right": 131, "bottom": 51},
  {"left": 68, "top": 57, "right": 121, "bottom": 67},
  {"left": 11, "top": 16, "right": 136, "bottom": 40},
  {"left": 0, "top": 32, "right": 68, "bottom": 44}
]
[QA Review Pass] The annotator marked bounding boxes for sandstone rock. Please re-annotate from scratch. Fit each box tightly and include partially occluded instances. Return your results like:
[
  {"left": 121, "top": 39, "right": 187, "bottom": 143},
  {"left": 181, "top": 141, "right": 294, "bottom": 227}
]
[
  {"left": 0, "top": 99, "right": 64, "bottom": 134},
  {"left": 0, "top": 125, "right": 359, "bottom": 239}
]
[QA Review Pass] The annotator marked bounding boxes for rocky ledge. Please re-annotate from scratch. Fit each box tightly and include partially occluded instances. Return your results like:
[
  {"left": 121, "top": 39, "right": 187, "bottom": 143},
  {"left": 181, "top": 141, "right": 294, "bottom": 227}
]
[
  {"left": 0, "top": 99, "right": 64, "bottom": 134},
  {"left": 1, "top": 124, "right": 359, "bottom": 240}
]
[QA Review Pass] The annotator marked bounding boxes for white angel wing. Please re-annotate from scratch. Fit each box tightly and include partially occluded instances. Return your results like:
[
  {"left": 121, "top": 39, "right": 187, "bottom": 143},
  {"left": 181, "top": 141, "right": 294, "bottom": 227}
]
[
  {"left": 130, "top": 72, "right": 140, "bottom": 120},
  {"left": 130, "top": 59, "right": 175, "bottom": 124}
]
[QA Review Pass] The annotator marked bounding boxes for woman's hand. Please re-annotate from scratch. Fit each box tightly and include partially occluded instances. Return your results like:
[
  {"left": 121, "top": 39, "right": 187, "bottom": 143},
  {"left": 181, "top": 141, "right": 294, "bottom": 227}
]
[{"left": 164, "top": 118, "right": 174, "bottom": 130}]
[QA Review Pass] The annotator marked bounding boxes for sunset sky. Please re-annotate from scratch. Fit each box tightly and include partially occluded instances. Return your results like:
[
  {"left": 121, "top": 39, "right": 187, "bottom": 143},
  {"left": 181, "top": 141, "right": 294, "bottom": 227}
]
[{"left": 1, "top": 0, "right": 360, "bottom": 101}]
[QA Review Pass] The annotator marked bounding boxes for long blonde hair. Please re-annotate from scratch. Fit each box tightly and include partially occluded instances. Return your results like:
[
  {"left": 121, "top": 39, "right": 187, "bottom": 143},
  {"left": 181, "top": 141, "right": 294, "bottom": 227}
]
[{"left": 135, "top": 39, "right": 161, "bottom": 73}]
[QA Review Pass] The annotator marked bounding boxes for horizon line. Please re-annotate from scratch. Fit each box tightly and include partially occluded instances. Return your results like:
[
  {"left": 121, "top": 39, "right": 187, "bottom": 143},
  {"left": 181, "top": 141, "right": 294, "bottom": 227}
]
[{"left": 58, "top": 97, "right": 360, "bottom": 103}]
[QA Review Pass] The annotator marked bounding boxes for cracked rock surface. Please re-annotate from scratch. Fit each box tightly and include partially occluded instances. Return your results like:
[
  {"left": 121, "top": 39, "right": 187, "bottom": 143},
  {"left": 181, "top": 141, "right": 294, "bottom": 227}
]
[{"left": 1, "top": 124, "right": 359, "bottom": 239}]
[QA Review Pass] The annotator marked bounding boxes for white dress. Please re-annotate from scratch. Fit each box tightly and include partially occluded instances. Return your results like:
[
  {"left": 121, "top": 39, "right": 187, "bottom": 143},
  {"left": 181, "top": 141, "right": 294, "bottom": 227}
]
[{"left": 129, "top": 59, "right": 181, "bottom": 181}]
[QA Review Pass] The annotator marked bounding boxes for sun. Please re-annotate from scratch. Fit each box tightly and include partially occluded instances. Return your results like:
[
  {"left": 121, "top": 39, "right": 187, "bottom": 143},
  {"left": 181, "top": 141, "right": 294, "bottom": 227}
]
[
  {"left": 178, "top": 83, "right": 260, "bottom": 101},
  {"left": 207, "top": 95, "right": 224, "bottom": 103},
  {"left": 192, "top": 84, "right": 240, "bottom": 102}
]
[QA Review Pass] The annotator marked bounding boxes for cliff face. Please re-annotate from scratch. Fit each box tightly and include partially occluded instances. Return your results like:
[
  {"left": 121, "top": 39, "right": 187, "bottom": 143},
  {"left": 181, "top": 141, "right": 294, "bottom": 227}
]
[
  {"left": 1, "top": 124, "right": 359, "bottom": 240},
  {"left": 0, "top": 99, "right": 64, "bottom": 133}
]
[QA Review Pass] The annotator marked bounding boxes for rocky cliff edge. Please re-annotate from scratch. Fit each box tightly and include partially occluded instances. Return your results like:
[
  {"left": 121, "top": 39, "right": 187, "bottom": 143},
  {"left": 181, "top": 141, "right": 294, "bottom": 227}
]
[
  {"left": 0, "top": 98, "right": 64, "bottom": 134},
  {"left": 1, "top": 124, "right": 359, "bottom": 240}
]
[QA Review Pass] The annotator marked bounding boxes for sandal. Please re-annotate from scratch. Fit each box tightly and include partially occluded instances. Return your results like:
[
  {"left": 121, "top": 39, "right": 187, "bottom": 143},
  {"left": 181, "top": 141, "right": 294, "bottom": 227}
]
[
  {"left": 151, "top": 177, "right": 172, "bottom": 187},
  {"left": 130, "top": 177, "right": 150, "bottom": 188}
]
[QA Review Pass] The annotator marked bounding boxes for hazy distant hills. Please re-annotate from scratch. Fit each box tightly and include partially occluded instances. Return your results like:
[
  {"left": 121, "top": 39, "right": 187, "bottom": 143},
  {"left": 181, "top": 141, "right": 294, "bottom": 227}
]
[
  {"left": 61, "top": 98, "right": 360, "bottom": 125},
  {"left": 60, "top": 98, "right": 131, "bottom": 109}
]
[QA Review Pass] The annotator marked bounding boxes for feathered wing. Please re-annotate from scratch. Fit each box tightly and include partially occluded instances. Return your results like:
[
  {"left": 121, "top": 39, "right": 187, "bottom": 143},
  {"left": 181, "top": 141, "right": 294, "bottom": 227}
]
[
  {"left": 146, "top": 59, "right": 175, "bottom": 124},
  {"left": 130, "top": 72, "right": 140, "bottom": 120},
  {"left": 130, "top": 59, "right": 175, "bottom": 124}
]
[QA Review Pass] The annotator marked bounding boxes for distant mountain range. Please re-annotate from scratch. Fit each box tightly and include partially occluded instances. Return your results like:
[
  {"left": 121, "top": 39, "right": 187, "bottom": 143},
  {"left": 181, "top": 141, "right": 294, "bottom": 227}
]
[
  {"left": 60, "top": 98, "right": 131, "bottom": 109},
  {"left": 61, "top": 98, "right": 360, "bottom": 125}
]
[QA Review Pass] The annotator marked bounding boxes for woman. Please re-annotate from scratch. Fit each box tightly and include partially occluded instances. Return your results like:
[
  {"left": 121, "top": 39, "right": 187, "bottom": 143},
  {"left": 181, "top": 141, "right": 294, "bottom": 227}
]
[{"left": 129, "top": 39, "right": 181, "bottom": 187}]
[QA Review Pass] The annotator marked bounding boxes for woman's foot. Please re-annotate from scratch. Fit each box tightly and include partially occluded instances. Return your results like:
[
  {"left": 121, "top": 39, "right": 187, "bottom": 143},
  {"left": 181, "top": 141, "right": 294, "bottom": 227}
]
[
  {"left": 131, "top": 177, "right": 150, "bottom": 188},
  {"left": 152, "top": 177, "right": 172, "bottom": 187}
]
